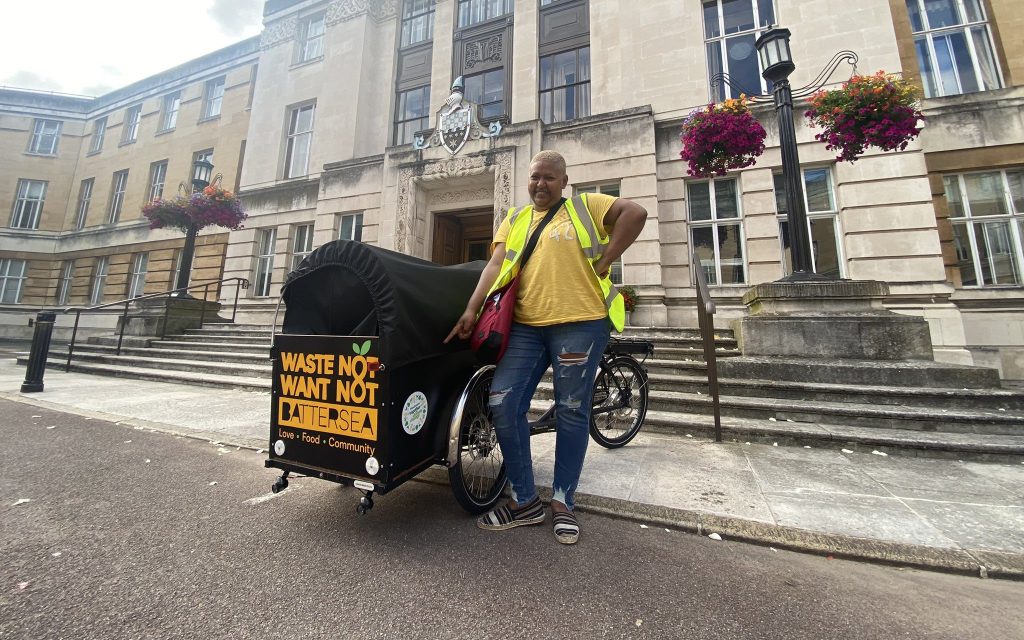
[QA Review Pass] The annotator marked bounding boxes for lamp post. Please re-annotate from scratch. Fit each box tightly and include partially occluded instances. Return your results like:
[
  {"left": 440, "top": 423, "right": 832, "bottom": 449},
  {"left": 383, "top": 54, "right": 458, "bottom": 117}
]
[
  {"left": 171, "top": 158, "right": 214, "bottom": 297},
  {"left": 754, "top": 28, "right": 820, "bottom": 282}
]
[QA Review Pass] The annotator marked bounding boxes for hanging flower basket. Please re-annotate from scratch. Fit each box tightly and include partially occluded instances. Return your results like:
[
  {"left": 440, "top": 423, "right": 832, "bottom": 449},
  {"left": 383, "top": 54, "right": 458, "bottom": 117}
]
[
  {"left": 143, "top": 185, "right": 247, "bottom": 233},
  {"left": 804, "top": 71, "right": 925, "bottom": 163},
  {"left": 679, "top": 96, "right": 767, "bottom": 178},
  {"left": 619, "top": 285, "right": 638, "bottom": 313}
]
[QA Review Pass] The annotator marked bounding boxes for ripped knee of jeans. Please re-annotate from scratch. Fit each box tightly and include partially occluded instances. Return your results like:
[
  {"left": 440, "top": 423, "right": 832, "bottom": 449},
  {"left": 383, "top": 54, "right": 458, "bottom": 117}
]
[
  {"left": 558, "top": 392, "right": 583, "bottom": 410},
  {"left": 488, "top": 387, "right": 512, "bottom": 408}
]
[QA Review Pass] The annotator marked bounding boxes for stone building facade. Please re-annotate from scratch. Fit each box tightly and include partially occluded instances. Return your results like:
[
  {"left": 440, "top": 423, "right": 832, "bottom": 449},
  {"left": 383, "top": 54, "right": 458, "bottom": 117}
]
[{"left": 2, "top": 0, "right": 1023, "bottom": 378}]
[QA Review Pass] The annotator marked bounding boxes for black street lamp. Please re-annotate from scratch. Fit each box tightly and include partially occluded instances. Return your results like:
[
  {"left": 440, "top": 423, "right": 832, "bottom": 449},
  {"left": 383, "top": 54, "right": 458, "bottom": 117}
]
[
  {"left": 170, "top": 158, "right": 214, "bottom": 297},
  {"left": 755, "top": 27, "right": 819, "bottom": 282}
]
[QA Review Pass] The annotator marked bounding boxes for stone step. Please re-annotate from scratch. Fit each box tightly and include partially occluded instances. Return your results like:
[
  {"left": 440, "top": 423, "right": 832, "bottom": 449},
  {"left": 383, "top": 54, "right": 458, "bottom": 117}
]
[
  {"left": 638, "top": 372, "right": 1024, "bottom": 410},
  {"left": 24, "top": 352, "right": 272, "bottom": 379},
  {"left": 169, "top": 334, "right": 271, "bottom": 345},
  {"left": 182, "top": 328, "right": 274, "bottom": 339},
  {"left": 70, "top": 344, "right": 272, "bottom": 363},
  {"left": 622, "top": 327, "right": 735, "bottom": 340},
  {"left": 148, "top": 340, "right": 271, "bottom": 355},
  {"left": 718, "top": 356, "right": 1002, "bottom": 389},
  {"left": 533, "top": 383, "right": 1024, "bottom": 435},
  {"left": 32, "top": 357, "right": 270, "bottom": 392}
]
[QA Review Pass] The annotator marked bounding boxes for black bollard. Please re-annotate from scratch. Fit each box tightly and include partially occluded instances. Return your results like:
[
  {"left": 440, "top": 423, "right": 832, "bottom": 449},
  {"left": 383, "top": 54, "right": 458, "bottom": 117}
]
[{"left": 21, "top": 311, "right": 56, "bottom": 393}]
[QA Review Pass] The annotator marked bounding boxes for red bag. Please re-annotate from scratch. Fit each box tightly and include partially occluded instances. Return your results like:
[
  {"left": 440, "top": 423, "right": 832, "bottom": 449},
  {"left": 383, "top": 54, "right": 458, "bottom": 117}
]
[
  {"left": 469, "top": 198, "right": 564, "bottom": 364},
  {"left": 470, "top": 276, "right": 520, "bottom": 364}
]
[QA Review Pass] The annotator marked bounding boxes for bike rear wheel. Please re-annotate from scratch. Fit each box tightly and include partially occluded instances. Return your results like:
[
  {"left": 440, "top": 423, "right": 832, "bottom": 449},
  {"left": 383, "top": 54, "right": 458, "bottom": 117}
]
[
  {"left": 589, "top": 355, "right": 648, "bottom": 449},
  {"left": 448, "top": 368, "right": 508, "bottom": 514}
]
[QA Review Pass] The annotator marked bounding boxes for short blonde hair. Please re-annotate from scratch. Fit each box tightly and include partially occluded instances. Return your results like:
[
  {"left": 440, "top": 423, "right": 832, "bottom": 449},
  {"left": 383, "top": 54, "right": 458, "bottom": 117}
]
[{"left": 529, "top": 150, "right": 566, "bottom": 174}]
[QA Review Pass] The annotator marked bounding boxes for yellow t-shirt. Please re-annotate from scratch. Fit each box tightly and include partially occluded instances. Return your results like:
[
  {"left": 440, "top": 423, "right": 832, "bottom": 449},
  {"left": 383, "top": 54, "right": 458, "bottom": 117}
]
[{"left": 493, "top": 192, "right": 617, "bottom": 326}]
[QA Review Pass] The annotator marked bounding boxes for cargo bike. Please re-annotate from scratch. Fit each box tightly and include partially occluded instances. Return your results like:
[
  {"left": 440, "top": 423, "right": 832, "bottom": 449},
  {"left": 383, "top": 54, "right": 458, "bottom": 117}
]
[{"left": 266, "top": 240, "right": 652, "bottom": 515}]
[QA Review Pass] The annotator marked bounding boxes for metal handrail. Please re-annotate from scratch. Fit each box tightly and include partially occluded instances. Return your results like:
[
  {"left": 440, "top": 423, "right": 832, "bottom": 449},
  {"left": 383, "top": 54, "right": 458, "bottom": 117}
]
[
  {"left": 64, "top": 276, "right": 250, "bottom": 371},
  {"left": 692, "top": 256, "right": 722, "bottom": 443}
]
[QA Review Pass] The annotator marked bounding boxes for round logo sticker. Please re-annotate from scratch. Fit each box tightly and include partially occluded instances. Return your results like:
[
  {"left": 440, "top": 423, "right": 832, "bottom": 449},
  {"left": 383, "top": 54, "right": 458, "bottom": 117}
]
[
  {"left": 401, "top": 391, "right": 429, "bottom": 435},
  {"left": 273, "top": 439, "right": 285, "bottom": 456},
  {"left": 365, "top": 456, "right": 380, "bottom": 476}
]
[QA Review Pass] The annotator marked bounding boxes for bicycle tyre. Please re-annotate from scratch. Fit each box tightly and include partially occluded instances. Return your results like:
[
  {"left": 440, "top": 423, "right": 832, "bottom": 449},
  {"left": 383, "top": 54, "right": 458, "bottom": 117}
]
[
  {"left": 589, "top": 355, "right": 649, "bottom": 449},
  {"left": 448, "top": 367, "right": 508, "bottom": 514}
]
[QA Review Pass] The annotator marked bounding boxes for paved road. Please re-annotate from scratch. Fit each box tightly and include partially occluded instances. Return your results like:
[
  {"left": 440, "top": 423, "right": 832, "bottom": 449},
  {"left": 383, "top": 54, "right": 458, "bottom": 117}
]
[{"left": 1, "top": 399, "right": 1021, "bottom": 640}]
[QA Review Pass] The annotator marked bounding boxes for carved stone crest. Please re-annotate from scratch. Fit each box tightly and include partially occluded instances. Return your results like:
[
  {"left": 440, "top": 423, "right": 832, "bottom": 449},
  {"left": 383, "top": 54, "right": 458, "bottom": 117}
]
[{"left": 414, "top": 77, "right": 501, "bottom": 156}]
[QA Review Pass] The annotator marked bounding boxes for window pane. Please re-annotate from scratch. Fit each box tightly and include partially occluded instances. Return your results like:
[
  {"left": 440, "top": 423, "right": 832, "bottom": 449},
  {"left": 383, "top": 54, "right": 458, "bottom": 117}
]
[
  {"left": 944, "top": 175, "right": 965, "bottom": 217},
  {"left": 952, "top": 222, "right": 977, "bottom": 285},
  {"left": 773, "top": 173, "right": 788, "bottom": 215},
  {"left": 718, "top": 223, "right": 746, "bottom": 283},
  {"left": 692, "top": 226, "right": 718, "bottom": 285},
  {"left": 722, "top": 0, "right": 755, "bottom": 34},
  {"left": 725, "top": 33, "right": 760, "bottom": 97},
  {"left": 974, "top": 220, "right": 1020, "bottom": 285},
  {"left": 714, "top": 179, "right": 739, "bottom": 219},
  {"left": 540, "top": 55, "right": 553, "bottom": 90},
  {"left": 579, "top": 46, "right": 591, "bottom": 82},
  {"left": 707, "top": 41, "right": 725, "bottom": 102},
  {"left": 703, "top": 1, "right": 720, "bottom": 38},
  {"left": 1007, "top": 170, "right": 1023, "bottom": 213},
  {"left": 779, "top": 220, "right": 792, "bottom": 275},
  {"left": 906, "top": 0, "right": 924, "bottom": 32},
  {"left": 932, "top": 34, "right": 961, "bottom": 96},
  {"left": 923, "top": 0, "right": 960, "bottom": 29},
  {"left": 757, "top": 0, "right": 775, "bottom": 27},
  {"left": 687, "top": 182, "right": 712, "bottom": 221},
  {"left": 914, "top": 36, "right": 938, "bottom": 98},
  {"left": 964, "top": 172, "right": 1007, "bottom": 216},
  {"left": 804, "top": 168, "right": 834, "bottom": 212},
  {"left": 963, "top": 0, "right": 984, "bottom": 22},
  {"left": 948, "top": 30, "right": 979, "bottom": 93},
  {"left": 810, "top": 217, "right": 841, "bottom": 278},
  {"left": 970, "top": 26, "right": 1000, "bottom": 91}
]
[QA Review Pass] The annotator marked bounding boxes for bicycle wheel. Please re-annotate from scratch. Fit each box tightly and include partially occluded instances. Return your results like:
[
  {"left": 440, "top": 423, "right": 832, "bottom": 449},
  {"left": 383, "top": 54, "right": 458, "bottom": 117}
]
[
  {"left": 589, "top": 355, "right": 649, "bottom": 449},
  {"left": 448, "top": 368, "right": 508, "bottom": 514}
]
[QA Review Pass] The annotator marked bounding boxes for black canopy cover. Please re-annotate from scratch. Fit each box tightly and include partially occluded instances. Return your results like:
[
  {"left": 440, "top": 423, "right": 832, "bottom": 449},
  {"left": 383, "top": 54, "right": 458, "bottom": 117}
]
[{"left": 281, "top": 240, "right": 485, "bottom": 370}]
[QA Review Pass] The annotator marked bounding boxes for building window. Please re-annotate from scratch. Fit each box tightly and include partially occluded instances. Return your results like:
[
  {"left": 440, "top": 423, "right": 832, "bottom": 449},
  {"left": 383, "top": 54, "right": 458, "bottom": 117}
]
[
  {"left": 160, "top": 92, "right": 181, "bottom": 131},
  {"left": 703, "top": 0, "right": 775, "bottom": 101},
  {"left": 291, "top": 223, "right": 315, "bottom": 271},
  {"left": 0, "top": 259, "right": 27, "bottom": 304},
  {"left": 540, "top": 47, "right": 590, "bottom": 124},
  {"left": 774, "top": 167, "right": 844, "bottom": 278},
  {"left": 339, "top": 213, "right": 363, "bottom": 241},
  {"left": 906, "top": 0, "right": 1001, "bottom": 98},
  {"left": 285, "top": 104, "right": 315, "bottom": 179},
  {"left": 946, "top": 169, "right": 1024, "bottom": 287},
  {"left": 90, "top": 256, "right": 109, "bottom": 305},
  {"left": 203, "top": 77, "right": 226, "bottom": 119},
  {"left": 688, "top": 177, "right": 746, "bottom": 285},
  {"left": 576, "top": 183, "right": 622, "bottom": 283},
  {"left": 109, "top": 170, "right": 129, "bottom": 224},
  {"left": 122, "top": 105, "right": 142, "bottom": 143},
  {"left": 298, "top": 13, "right": 326, "bottom": 62},
  {"left": 10, "top": 179, "right": 47, "bottom": 230},
  {"left": 465, "top": 69, "right": 505, "bottom": 120},
  {"left": 75, "top": 178, "right": 94, "bottom": 230},
  {"left": 89, "top": 117, "right": 107, "bottom": 153},
  {"left": 254, "top": 228, "right": 277, "bottom": 297},
  {"left": 394, "top": 85, "right": 431, "bottom": 145},
  {"left": 28, "top": 119, "right": 62, "bottom": 155},
  {"left": 401, "top": 0, "right": 435, "bottom": 46},
  {"left": 457, "top": 0, "right": 512, "bottom": 28},
  {"left": 56, "top": 260, "right": 74, "bottom": 305},
  {"left": 148, "top": 161, "right": 168, "bottom": 201},
  {"left": 193, "top": 149, "right": 214, "bottom": 167},
  {"left": 128, "top": 252, "right": 149, "bottom": 298}
]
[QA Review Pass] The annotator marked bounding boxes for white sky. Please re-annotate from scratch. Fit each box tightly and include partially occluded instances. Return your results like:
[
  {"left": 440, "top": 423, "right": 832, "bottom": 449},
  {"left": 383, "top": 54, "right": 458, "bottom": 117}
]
[{"left": 0, "top": 0, "right": 264, "bottom": 97}]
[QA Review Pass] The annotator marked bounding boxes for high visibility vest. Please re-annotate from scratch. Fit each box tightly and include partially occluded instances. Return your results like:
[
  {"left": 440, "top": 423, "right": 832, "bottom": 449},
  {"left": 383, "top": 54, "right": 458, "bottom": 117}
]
[{"left": 484, "top": 193, "right": 626, "bottom": 332}]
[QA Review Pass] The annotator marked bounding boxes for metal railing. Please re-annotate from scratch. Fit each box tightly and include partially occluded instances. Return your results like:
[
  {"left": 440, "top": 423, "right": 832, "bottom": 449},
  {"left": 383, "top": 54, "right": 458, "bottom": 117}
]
[
  {"left": 63, "top": 277, "right": 249, "bottom": 371},
  {"left": 693, "top": 257, "right": 722, "bottom": 442}
]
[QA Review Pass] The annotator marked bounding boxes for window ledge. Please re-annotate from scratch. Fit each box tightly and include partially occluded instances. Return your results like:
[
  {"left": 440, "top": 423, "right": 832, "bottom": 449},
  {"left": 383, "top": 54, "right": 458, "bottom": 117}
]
[
  {"left": 290, "top": 56, "right": 324, "bottom": 71},
  {"left": 155, "top": 127, "right": 176, "bottom": 137},
  {"left": 197, "top": 115, "right": 222, "bottom": 125},
  {"left": 24, "top": 151, "right": 57, "bottom": 158},
  {"left": 118, "top": 139, "right": 137, "bottom": 148},
  {"left": 86, "top": 149, "right": 102, "bottom": 157}
]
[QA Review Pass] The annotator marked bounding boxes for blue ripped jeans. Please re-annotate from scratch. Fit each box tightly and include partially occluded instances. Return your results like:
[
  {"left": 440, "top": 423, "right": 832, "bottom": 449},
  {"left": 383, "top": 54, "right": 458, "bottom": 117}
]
[{"left": 488, "top": 318, "right": 610, "bottom": 511}]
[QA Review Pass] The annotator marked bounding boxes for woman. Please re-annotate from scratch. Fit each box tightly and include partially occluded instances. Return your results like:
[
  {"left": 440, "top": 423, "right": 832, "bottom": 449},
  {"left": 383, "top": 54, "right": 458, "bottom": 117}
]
[{"left": 446, "top": 150, "right": 647, "bottom": 544}]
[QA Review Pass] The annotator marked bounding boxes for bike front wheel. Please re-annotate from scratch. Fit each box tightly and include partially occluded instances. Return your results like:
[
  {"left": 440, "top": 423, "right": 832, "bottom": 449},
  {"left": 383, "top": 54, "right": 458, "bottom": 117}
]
[
  {"left": 589, "top": 355, "right": 649, "bottom": 449},
  {"left": 448, "top": 367, "right": 508, "bottom": 514}
]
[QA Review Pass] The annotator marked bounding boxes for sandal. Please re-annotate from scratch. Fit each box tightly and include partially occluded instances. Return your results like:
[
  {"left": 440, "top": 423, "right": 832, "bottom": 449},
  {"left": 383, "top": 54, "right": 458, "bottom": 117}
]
[
  {"left": 552, "top": 510, "right": 580, "bottom": 545},
  {"left": 477, "top": 496, "right": 545, "bottom": 531}
]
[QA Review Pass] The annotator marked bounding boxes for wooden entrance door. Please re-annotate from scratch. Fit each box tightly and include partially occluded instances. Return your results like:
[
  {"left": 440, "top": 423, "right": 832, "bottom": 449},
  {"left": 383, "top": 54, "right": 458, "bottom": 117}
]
[{"left": 432, "top": 209, "right": 494, "bottom": 265}]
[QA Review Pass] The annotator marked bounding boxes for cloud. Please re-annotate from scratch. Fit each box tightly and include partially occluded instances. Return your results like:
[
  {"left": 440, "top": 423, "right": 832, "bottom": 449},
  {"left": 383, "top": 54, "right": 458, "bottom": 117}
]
[
  {"left": 81, "top": 83, "right": 116, "bottom": 97},
  {"left": 207, "top": 0, "right": 263, "bottom": 36},
  {"left": 2, "top": 70, "right": 64, "bottom": 93}
]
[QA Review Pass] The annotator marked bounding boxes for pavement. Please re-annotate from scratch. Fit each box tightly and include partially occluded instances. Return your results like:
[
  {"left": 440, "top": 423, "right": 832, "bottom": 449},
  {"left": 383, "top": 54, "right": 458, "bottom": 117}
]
[{"left": 2, "top": 354, "right": 1022, "bottom": 579}]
